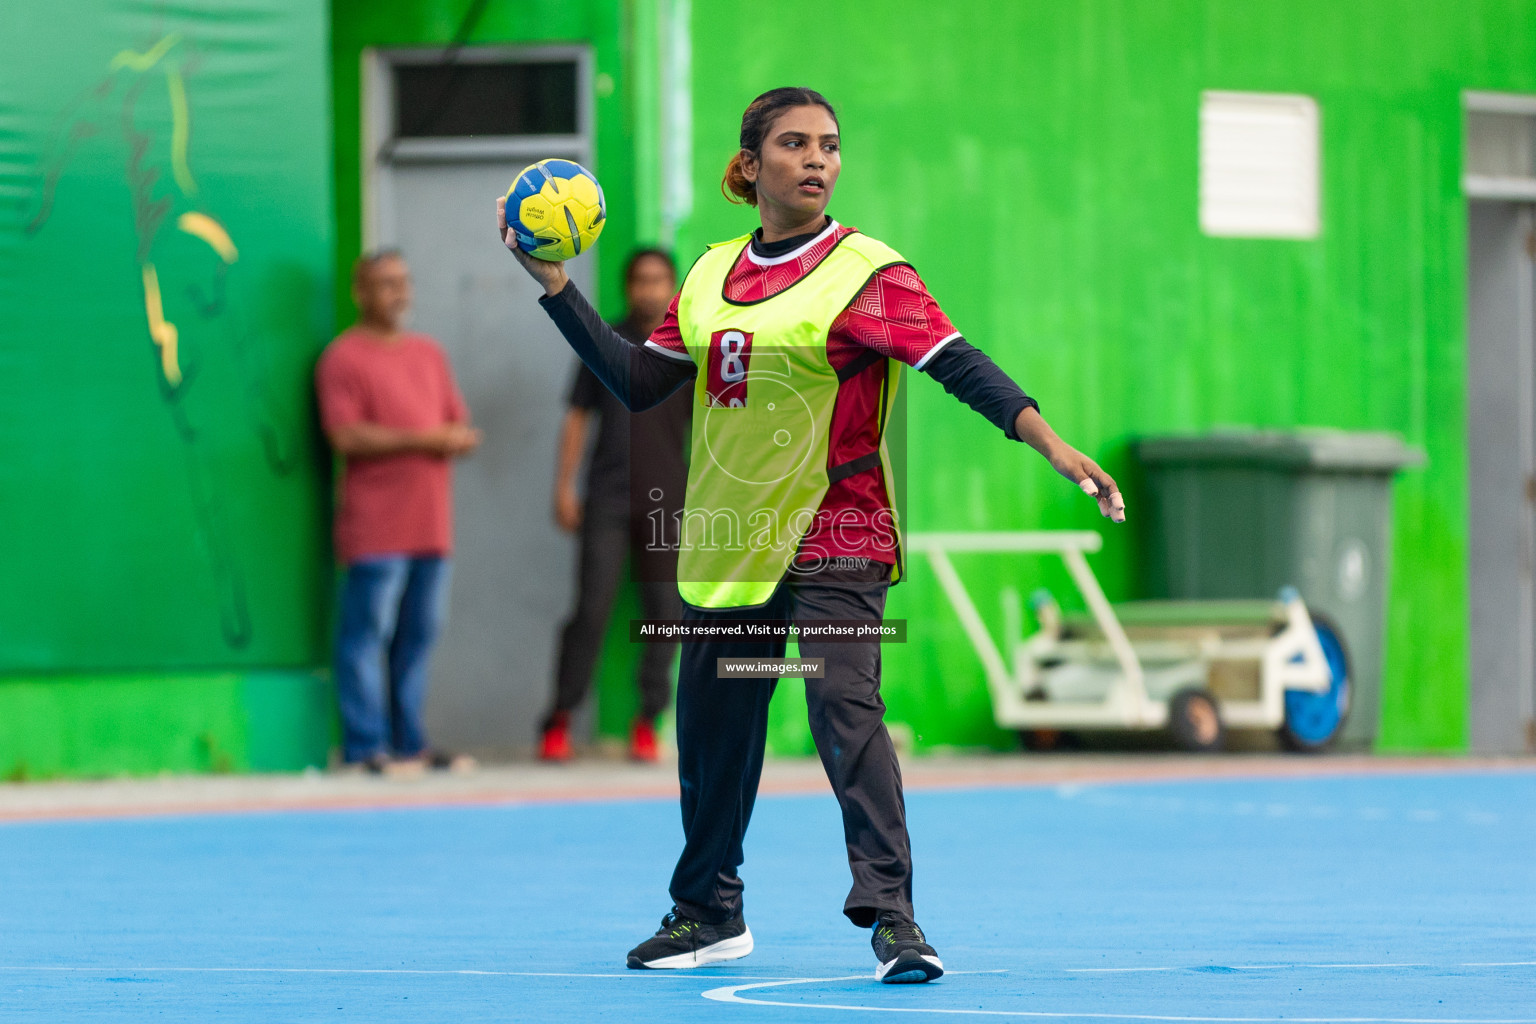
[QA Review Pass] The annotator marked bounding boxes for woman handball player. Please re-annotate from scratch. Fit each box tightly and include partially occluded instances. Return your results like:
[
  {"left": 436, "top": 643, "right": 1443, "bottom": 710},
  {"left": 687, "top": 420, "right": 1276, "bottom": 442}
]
[{"left": 497, "top": 86, "right": 1125, "bottom": 984}]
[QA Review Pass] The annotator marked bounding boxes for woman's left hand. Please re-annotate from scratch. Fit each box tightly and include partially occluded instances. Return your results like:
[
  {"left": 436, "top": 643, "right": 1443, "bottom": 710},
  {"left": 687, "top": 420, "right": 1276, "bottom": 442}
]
[
  {"left": 1013, "top": 406, "right": 1126, "bottom": 523},
  {"left": 1047, "top": 444, "right": 1125, "bottom": 522}
]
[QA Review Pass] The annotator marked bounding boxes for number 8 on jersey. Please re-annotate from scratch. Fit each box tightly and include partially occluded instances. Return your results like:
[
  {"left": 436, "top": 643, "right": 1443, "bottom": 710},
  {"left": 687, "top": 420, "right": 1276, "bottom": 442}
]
[{"left": 706, "top": 329, "right": 753, "bottom": 408}]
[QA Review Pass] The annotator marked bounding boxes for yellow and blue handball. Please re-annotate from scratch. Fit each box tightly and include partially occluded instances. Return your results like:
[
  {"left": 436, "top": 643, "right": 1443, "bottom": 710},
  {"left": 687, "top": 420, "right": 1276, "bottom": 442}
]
[{"left": 506, "top": 159, "right": 606, "bottom": 261}]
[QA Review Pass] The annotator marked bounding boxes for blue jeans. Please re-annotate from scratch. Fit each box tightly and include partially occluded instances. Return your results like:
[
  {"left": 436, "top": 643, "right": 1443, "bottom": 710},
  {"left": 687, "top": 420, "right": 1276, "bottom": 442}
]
[{"left": 334, "top": 555, "right": 452, "bottom": 762}]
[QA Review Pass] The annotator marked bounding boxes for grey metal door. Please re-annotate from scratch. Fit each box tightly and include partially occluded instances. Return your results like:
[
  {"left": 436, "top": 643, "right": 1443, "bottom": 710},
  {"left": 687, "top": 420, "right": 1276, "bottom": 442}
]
[
  {"left": 384, "top": 159, "right": 592, "bottom": 758},
  {"left": 1468, "top": 200, "right": 1536, "bottom": 754}
]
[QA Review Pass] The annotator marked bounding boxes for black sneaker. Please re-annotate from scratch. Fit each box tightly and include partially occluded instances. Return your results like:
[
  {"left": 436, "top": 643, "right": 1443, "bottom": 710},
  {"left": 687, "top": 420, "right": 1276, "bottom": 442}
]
[
  {"left": 626, "top": 907, "right": 753, "bottom": 969},
  {"left": 871, "top": 910, "right": 944, "bottom": 983}
]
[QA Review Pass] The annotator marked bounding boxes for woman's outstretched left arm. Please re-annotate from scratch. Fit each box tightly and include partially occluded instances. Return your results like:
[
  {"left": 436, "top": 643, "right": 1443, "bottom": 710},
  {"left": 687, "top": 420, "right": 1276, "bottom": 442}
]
[
  {"left": 833, "top": 263, "right": 1124, "bottom": 523},
  {"left": 921, "top": 341, "right": 1124, "bottom": 523},
  {"left": 1010, "top": 404, "right": 1125, "bottom": 523}
]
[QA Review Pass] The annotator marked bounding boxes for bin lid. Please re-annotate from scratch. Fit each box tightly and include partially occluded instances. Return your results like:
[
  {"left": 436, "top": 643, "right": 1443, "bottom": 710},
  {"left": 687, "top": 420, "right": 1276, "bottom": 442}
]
[{"left": 1136, "top": 429, "right": 1425, "bottom": 472}]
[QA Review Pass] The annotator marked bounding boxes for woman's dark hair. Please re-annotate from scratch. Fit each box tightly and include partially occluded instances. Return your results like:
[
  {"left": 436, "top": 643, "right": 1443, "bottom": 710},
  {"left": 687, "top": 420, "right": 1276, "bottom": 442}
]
[
  {"left": 624, "top": 247, "right": 677, "bottom": 285},
  {"left": 721, "top": 87, "right": 839, "bottom": 206}
]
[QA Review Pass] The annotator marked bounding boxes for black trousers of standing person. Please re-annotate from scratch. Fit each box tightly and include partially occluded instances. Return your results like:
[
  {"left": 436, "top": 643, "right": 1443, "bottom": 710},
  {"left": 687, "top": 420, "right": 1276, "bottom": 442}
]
[
  {"left": 668, "top": 560, "right": 911, "bottom": 929},
  {"left": 549, "top": 504, "right": 681, "bottom": 727}
]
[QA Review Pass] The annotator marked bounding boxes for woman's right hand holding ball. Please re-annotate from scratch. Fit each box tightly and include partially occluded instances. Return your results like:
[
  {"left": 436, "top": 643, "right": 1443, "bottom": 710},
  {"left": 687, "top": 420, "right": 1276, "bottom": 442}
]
[{"left": 497, "top": 195, "right": 569, "bottom": 297}]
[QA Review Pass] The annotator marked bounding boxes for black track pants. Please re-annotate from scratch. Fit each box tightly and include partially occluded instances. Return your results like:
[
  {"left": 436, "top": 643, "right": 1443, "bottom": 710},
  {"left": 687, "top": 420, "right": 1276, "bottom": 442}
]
[{"left": 668, "top": 561, "right": 912, "bottom": 929}]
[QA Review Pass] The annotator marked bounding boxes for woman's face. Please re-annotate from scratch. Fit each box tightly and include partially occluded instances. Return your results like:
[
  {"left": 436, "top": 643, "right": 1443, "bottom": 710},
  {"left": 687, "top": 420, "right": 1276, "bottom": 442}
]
[{"left": 743, "top": 104, "right": 841, "bottom": 222}]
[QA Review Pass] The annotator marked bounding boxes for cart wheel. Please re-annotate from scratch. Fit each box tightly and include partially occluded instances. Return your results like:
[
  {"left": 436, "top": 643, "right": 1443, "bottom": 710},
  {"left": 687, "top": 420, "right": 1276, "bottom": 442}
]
[
  {"left": 1168, "top": 689, "right": 1225, "bottom": 752},
  {"left": 1017, "top": 729, "right": 1079, "bottom": 752},
  {"left": 1279, "top": 613, "right": 1351, "bottom": 753}
]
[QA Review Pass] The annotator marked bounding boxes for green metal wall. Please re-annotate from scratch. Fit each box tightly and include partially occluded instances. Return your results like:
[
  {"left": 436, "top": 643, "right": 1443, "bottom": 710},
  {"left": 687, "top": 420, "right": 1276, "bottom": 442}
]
[
  {"left": 675, "top": 0, "right": 1536, "bottom": 753},
  {"left": 13, "top": 0, "right": 1524, "bottom": 775},
  {"left": 0, "top": 1, "right": 336, "bottom": 776}
]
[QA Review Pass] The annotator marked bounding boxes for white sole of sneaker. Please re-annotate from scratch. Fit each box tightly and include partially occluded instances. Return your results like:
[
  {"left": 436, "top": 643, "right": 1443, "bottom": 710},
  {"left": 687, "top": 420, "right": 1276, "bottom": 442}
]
[
  {"left": 876, "top": 951, "right": 944, "bottom": 983},
  {"left": 636, "top": 927, "right": 754, "bottom": 969}
]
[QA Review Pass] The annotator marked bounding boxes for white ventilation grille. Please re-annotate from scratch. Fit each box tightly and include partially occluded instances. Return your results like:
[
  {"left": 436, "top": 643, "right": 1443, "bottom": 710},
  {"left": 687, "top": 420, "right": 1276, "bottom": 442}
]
[
  {"left": 1199, "top": 91, "right": 1320, "bottom": 239},
  {"left": 1464, "top": 91, "right": 1536, "bottom": 201}
]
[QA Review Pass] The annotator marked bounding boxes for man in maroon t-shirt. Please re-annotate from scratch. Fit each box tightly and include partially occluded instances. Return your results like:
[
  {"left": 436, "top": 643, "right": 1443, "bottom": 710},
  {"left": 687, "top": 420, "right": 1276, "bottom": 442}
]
[{"left": 315, "top": 250, "right": 481, "bottom": 773}]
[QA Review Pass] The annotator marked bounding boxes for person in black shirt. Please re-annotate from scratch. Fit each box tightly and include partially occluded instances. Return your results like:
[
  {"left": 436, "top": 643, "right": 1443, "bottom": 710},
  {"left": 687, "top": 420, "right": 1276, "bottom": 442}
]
[{"left": 540, "top": 250, "right": 692, "bottom": 762}]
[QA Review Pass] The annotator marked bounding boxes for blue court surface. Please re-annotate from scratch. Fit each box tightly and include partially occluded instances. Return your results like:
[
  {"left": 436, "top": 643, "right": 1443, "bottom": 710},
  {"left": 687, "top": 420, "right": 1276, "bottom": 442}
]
[{"left": 2, "top": 766, "right": 1534, "bottom": 1022}]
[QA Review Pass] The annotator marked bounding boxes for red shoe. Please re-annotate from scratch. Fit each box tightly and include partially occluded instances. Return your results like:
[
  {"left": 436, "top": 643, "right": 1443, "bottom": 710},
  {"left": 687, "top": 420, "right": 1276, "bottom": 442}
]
[
  {"left": 539, "top": 716, "right": 573, "bottom": 762},
  {"left": 629, "top": 719, "right": 660, "bottom": 762}
]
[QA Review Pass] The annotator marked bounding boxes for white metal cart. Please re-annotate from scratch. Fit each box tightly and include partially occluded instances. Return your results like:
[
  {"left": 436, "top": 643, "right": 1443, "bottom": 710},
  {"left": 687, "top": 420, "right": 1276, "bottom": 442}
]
[{"left": 904, "top": 531, "right": 1352, "bottom": 751}]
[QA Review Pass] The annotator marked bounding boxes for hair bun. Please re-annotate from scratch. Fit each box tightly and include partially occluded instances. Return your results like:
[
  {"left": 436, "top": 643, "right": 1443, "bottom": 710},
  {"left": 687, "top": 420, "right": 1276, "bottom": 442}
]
[{"left": 721, "top": 152, "right": 758, "bottom": 206}]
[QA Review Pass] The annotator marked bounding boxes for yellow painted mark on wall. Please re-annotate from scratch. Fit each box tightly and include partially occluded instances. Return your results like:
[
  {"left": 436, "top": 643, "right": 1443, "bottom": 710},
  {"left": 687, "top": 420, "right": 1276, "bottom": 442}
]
[
  {"left": 141, "top": 264, "right": 182, "bottom": 387},
  {"left": 165, "top": 68, "right": 196, "bottom": 196},
  {"left": 178, "top": 213, "right": 238, "bottom": 263},
  {"left": 109, "top": 33, "right": 182, "bottom": 73}
]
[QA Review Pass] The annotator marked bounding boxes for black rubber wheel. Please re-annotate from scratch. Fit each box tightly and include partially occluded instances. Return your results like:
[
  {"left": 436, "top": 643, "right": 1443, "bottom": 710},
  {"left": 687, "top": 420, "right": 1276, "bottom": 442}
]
[
  {"left": 1168, "top": 688, "right": 1225, "bottom": 753},
  {"left": 1017, "top": 729, "right": 1080, "bottom": 752},
  {"left": 1278, "top": 612, "right": 1352, "bottom": 753}
]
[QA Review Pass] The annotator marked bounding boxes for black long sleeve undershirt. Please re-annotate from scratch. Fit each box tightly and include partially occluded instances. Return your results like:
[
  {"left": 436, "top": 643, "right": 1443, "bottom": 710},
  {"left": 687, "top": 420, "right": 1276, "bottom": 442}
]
[
  {"left": 536, "top": 278, "right": 1039, "bottom": 439},
  {"left": 537, "top": 279, "right": 694, "bottom": 412},
  {"left": 925, "top": 339, "right": 1040, "bottom": 441}
]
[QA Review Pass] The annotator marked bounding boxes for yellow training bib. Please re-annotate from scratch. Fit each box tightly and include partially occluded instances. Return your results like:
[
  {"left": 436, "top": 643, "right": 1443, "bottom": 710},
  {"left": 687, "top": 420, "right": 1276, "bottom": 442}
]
[{"left": 672, "top": 230, "right": 907, "bottom": 609}]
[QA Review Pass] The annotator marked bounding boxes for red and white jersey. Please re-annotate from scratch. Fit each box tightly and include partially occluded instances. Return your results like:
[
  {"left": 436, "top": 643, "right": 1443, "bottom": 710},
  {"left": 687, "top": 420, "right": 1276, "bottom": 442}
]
[{"left": 644, "top": 220, "right": 961, "bottom": 565}]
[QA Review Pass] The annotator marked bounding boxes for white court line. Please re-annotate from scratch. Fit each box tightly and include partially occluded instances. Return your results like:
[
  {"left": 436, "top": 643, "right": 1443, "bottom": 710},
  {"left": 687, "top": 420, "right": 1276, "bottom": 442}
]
[
  {"left": 1066, "top": 963, "right": 1533, "bottom": 974},
  {"left": 1052, "top": 789, "right": 1511, "bottom": 828},
  {"left": 10, "top": 962, "right": 1528, "bottom": 979},
  {"left": 702, "top": 974, "right": 1536, "bottom": 1023},
  {"left": 1302, "top": 964, "right": 1435, "bottom": 970},
  {"left": 0, "top": 966, "right": 777, "bottom": 980},
  {"left": 1067, "top": 964, "right": 1433, "bottom": 973}
]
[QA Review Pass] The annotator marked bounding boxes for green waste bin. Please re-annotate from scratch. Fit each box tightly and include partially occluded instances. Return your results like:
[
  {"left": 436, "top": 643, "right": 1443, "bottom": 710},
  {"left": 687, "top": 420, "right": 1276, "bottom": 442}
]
[{"left": 1135, "top": 430, "right": 1424, "bottom": 750}]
